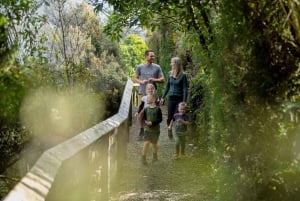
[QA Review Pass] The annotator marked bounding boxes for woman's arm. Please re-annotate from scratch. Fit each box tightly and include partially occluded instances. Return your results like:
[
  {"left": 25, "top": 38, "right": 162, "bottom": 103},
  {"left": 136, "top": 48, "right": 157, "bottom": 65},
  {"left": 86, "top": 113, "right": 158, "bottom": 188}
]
[{"left": 160, "top": 74, "right": 171, "bottom": 103}]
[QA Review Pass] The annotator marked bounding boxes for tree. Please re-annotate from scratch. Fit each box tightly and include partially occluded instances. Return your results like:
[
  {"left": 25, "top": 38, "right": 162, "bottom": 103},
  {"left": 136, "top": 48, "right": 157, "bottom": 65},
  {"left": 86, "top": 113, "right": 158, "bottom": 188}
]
[
  {"left": 89, "top": 1, "right": 300, "bottom": 200},
  {"left": 119, "top": 34, "right": 148, "bottom": 77},
  {"left": 42, "top": 1, "right": 122, "bottom": 86},
  {"left": 43, "top": 1, "right": 94, "bottom": 71},
  {"left": 0, "top": 0, "right": 47, "bottom": 174},
  {"left": 89, "top": 0, "right": 213, "bottom": 49},
  {"left": 0, "top": 0, "right": 47, "bottom": 129},
  {"left": 0, "top": 0, "right": 47, "bottom": 63}
]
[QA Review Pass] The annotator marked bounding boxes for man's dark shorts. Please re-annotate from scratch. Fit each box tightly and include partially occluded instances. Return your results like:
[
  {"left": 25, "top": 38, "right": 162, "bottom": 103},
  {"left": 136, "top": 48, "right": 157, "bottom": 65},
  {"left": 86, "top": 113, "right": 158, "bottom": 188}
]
[{"left": 144, "top": 131, "right": 160, "bottom": 144}]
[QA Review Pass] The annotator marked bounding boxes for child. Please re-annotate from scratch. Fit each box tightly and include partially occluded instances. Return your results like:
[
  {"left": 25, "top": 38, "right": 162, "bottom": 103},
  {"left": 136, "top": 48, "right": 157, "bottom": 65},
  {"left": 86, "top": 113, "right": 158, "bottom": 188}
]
[
  {"left": 141, "top": 93, "right": 163, "bottom": 165},
  {"left": 135, "top": 83, "right": 157, "bottom": 141},
  {"left": 168, "top": 102, "right": 190, "bottom": 160}
]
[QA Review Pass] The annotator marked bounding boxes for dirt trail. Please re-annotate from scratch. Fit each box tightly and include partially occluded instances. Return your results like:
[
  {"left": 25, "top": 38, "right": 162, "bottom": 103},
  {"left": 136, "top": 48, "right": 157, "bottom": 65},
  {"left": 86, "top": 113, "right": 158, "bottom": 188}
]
[{"left": 110, "top": 106, "right": 215, "bottom": 201}]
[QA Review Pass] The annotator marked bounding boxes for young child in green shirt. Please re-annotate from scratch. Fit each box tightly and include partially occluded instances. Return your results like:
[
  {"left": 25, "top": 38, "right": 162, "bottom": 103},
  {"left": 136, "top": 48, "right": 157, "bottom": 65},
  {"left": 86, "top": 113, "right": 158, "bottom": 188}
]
[
  {"left": 135, "top": 83, "right": 158, "bottom": 141},
  {"left": 141, "top": 93, "right": 163, "bottom": 165}
]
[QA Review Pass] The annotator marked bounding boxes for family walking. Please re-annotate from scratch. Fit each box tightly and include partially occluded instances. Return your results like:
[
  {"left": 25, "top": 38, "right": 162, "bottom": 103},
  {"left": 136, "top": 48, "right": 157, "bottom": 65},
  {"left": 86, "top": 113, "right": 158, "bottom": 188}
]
[{"left": 134, "top": 50, "right": 190, "bottom": 165}]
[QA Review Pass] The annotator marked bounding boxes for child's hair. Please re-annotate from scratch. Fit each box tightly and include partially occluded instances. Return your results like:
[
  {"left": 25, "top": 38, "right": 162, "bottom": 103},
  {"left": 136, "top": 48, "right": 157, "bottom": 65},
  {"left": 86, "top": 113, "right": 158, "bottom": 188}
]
[
  {"left": 178, "top": 102, "right": 188, "bottom": 110},
  {"left": 145, "top": 83, "right": 156, "bottom": 94}
]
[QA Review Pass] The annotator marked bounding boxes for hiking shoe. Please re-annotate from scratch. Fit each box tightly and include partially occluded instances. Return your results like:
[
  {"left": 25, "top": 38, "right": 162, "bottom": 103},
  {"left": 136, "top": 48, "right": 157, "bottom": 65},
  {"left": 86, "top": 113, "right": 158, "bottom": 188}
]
[
  {"left": 142, "top": 156, "right": 147, "bottom": 165},
  {"left": 152, "top": 153, "right": 158, "bottom": 163},
  {"left": 137, "top": 128, "right": 144, "bottom": 141},
  {"left": 168, "top": 129, "right": 173, "bottom": 140},
  {"left": 174, "top": 154, "right": 179, "bottom": 160}
]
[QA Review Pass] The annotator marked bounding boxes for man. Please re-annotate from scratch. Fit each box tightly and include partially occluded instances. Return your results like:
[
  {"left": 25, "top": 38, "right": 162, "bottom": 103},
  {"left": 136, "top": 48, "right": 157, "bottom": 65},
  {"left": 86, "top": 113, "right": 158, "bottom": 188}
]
[
  {"left": 134, "top": 49, "right": 165, "bottom": 139},
  {"left": 134, "top": 50, "right": 165, "bottom": 95}
]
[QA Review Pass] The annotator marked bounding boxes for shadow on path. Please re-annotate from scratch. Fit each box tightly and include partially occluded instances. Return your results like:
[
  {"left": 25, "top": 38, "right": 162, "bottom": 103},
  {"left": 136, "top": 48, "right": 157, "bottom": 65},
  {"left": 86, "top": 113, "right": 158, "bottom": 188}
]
[{"left": 110, "top": 106, "right": 215, "bottom": 201}]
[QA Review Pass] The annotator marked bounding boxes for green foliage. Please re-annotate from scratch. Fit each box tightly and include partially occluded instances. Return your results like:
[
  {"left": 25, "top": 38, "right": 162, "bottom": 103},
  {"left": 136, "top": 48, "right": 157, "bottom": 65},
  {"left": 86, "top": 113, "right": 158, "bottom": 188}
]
[
  {"left": 189, "top": 71, "right": 207, "bottom": 125},
  {"left": 0, "top": 128, "right": 30, "bottom": 172},
  {"left": 1, "top": 0, "right": 300, "bottom": 200},
  {"left": 145, "top": 22, "right": 176, "bottom": 94},
  {"left": 200, "top": 1, "right": 300, "bottom": 200},
  {"left": 0, "top": 65, "right": 30, "bottom": 130},
  {"left": 43, "top": 1, "right": 122, "bottom": 86},
  {"left": 90, "top": 0, "right": 212, "bottom": 48},
  {"left": 88, "top": 51, "right": 127, "bottom": 117},
  {"left": 119, "top": 34, "right": 148, "bottom": 77},
  {"left": 0, "top": 0, "right": 47, "bottom": 127},
  {"left": 107, "top": 0, "right": 300, "bottom": 200},
  {"left": 0, "top": 13, "right": 9, "bottom": 63},
  {"left": 157, "top": 20, "right": 175, "bottom": 72},
  {"left": 0, "top": 0, "right": 47, "bottom": 62},
  {"left": 0, "top": 62, "right": 42, "bottom": 172},
  {"left": 0, "top": 1, "right": 126, "bottom": 185}
]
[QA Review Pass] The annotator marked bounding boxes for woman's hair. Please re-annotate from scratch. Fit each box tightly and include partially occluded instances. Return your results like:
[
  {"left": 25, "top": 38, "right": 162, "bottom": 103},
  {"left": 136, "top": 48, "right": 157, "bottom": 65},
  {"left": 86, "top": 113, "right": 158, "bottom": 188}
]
[{"left": 171, "top": 57, "right": 183, "bottom": 77}]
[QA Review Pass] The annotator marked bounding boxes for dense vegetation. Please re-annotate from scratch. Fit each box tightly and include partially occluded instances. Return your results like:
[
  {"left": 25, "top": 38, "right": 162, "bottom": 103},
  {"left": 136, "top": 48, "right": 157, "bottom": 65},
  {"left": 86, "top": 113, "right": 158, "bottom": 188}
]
[
  {"left": 0, "top": 0, "right": 127, "bottom": 173},
  {"left": 89, "top": 0, "right": 300, "bottom": 200},
  {"left": 1, "top": 0, "right": 300, "bottom": 200}
]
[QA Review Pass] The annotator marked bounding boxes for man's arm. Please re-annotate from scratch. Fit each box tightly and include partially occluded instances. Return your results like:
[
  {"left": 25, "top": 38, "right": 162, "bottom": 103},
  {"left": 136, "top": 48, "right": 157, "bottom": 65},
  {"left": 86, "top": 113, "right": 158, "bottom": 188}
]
[
  {"left": 134, "top": 73, "right": 150, "bottom": 85},
  {"left": 149, "top": 76, "right": 165, "bottom": 83},
  {"left": 134, "top": 74, "right": 141, "bottom": 83},
  {"left": 134, "top": 66, "right": 144, "bottom": 84},
  {"left": 148, "top": 67, "right": 165, "bottom": 84}
]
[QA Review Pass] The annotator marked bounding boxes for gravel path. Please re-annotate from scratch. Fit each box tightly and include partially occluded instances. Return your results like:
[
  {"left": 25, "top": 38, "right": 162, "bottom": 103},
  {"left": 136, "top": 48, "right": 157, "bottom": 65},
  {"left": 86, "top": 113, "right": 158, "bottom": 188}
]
[{"left": 110, "top": 106, "right": 215, "bottom": 201}]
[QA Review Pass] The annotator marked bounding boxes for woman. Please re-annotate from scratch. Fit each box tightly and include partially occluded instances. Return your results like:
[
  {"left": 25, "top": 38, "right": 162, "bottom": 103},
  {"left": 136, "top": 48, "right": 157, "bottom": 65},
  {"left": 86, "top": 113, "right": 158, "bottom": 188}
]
[{"left": 160, "top": 57, "right": 189, "bottom": 139}]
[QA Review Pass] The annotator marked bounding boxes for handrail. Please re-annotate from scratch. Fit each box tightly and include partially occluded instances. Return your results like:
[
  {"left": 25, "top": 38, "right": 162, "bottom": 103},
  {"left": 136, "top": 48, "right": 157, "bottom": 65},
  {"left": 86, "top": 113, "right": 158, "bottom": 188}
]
[{"left": 3, "top": 78, "right": 135, "bottom": 201}]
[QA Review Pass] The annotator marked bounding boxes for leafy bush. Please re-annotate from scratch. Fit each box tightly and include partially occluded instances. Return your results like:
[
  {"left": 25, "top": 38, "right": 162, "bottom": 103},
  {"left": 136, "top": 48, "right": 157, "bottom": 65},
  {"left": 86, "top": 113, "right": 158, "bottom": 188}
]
[{"left": 0, "top": 128, "right": 30, "bottom": 172}]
